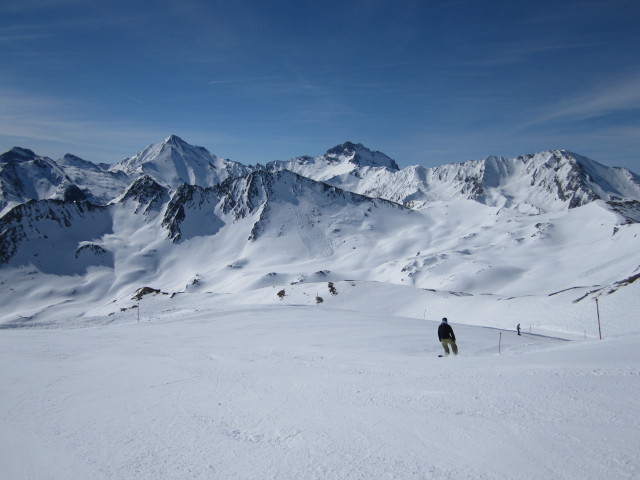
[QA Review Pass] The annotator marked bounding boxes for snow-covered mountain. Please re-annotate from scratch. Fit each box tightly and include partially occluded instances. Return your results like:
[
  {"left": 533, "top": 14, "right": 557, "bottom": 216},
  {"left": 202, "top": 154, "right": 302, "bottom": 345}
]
[
  {"left": 0, "top": 147, "right": 129, "bottom": 216},
  {"left": 0, "top": 147, "right": 78, "bottom": 215},
  {"left": 57, "top": 153, "right": 130, "bottom": 205},
  {"left": 4, "top": 137, "right": 639, "bottom": 217},
  {"left": 267, "top": 143, "right": 640, "bottom": 213},
  {"left": 0, "top": 135, "right": 250, "bottom": 216},
  {"left": 1, "top": 136, "right": 640, "bottom": 326},
  {"left": 266, "top": 141, "right": 400, "bottom": 182},
  {"left": 1, "top": 172, "right": 639, "bottom": 324},
  {"left": 110, "top": 135, "right": 251, "bottom": 189}
]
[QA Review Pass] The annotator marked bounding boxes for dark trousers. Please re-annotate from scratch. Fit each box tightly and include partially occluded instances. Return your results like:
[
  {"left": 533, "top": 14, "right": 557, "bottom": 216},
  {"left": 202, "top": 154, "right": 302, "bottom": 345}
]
[{"left": 441, "top": 338, "right": 458, "bottom": 355}]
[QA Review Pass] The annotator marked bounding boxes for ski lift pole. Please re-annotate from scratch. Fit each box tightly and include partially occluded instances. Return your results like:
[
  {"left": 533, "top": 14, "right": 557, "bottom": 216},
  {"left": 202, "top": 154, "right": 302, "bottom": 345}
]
[
  {"left": 595, "top": 298, "right": 602, "bottom": 340},
  {"left": 499, "top": 332, "right": 502, "bottom": 355}
]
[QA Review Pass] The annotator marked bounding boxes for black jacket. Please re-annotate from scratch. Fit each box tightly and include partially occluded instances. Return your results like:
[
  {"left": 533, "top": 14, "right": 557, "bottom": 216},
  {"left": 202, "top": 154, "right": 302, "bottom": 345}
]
[{"left": 438, "top": 322, "right": 456, "bottom": 341}]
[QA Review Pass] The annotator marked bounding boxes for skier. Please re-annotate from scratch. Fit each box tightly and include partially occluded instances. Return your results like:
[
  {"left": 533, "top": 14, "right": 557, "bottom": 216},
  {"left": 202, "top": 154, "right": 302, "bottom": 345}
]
[
  {"left": 517, "top": 323, "right": 521, "bottom": 336},
  {"left": 438, "top": 317, "right": 458, "bottom": 356}
]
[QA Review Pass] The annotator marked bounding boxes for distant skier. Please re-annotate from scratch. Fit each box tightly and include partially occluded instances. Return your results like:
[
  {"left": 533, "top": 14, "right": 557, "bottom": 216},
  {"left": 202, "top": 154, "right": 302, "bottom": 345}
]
[
  {"left": 517, "top": 324, "right": 521, "bottom": 336},
  {"left": 438, "top": 317, "right": 458, "bottom": 356}
]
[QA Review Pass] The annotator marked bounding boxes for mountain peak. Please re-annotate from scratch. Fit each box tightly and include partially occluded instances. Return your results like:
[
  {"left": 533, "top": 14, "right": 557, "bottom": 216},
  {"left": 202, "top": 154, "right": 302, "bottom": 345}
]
[
  {"left": 162, "top": 134, "right": 188, "bottom": 146},
  {"left": 325, "top": 142, "right": 399, "bottom": 170},
  {"left": 110, "top": 135, "right": 251, "bottom": 189},
  {"left": 0, "top": 147, "right": 38, "bottom": 163},
  {"left": 57, "top": 153, "right": 104, "bottom": 173},
  {"left": 325, "top": 141, "right": 366, "bottom": 156}
]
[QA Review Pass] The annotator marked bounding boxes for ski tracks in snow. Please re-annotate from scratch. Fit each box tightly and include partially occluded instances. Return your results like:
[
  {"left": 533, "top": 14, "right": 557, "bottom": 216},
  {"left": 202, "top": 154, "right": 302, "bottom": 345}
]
[{"left": 1, "top": 309, "right": 639, "bottom": 479}]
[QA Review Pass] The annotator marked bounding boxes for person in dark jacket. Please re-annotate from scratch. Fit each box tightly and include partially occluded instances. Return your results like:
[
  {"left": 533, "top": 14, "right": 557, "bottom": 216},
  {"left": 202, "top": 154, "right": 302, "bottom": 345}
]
[{"left": 438, "top": 317, "right": 458, "bottom": 355}]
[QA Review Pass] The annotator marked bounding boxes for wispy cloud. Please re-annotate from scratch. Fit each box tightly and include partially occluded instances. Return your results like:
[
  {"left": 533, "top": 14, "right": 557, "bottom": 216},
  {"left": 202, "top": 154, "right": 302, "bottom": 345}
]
[
  {"left": 523, "top": 75, "right": 640, "bottom": 126},
  {"left": 1, "top": 0, "right": 82, "bottom": 13},
  {"left": 460, "top": 40, "right": 602, "bottom": 69},
  {"left": 0, "top": 30, "right": 56, "bottom": 44},
  {"left": 0, "top": 85, "right": 263, "bottom": 163},
  {"left": 207, "top": 61, "right": 421, "bottom": 87},
  {"left": 0, "top": 87, "right": 153, "bottom": 160}
]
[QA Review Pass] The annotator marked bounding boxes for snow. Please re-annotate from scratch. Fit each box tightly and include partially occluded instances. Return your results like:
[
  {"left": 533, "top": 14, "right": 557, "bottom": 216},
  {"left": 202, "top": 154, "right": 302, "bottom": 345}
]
[
  {"left": 0, "top": 148, "right": 131, "bottom": 214},
  {"left": 0, "top": 149, "right": 67, "bottom": 215},
  {"left": 274, "top": 148, "right": 640, "bottom": 213},
  {"left": 268, "top": 142, "right": 400, "bottom": 185},
  {"left": 110, "top": 135, "right": 250, "bottom": 190},
  {"left": 1, "top": 286, "right": 639, "bottom": 480},
  {"left": 2, "top": 137, "right": 640, "bottom": 478},
  {"left": 2, "top": 183, "right": 639, "bottom": 327},
  {"left": 57, "top": 154, "right": 131, "bottom": 205}
]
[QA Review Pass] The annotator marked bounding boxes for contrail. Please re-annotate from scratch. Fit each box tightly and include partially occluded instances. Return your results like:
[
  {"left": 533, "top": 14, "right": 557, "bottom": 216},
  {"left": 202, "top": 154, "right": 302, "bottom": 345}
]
[
  {"left": 93, "top": 78, "right": 144, "bottom": 104},
  {"left": 111, "top": 88, "right": 143, "bottom": 104},
  {"left": 208, "top": 75, "right": 281, "bottom": 85}
]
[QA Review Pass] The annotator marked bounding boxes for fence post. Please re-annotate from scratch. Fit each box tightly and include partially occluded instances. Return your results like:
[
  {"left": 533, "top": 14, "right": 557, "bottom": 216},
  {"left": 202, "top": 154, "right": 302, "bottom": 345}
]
[{"left": 595, "top": 298, "right": 602, "bottom": 340}]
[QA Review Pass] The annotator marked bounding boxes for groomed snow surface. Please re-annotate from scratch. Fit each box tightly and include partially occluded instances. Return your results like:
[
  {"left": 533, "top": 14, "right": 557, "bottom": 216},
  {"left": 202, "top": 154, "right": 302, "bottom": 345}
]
[{"left": 1, "top": 281, "right": 639, "bottom": 480}]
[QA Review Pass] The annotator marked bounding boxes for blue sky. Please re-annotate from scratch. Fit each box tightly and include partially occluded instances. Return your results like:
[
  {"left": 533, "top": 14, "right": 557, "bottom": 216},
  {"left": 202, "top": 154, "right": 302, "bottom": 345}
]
[{"left": 1, "top": 0, "right": 639, "bottom": 171}]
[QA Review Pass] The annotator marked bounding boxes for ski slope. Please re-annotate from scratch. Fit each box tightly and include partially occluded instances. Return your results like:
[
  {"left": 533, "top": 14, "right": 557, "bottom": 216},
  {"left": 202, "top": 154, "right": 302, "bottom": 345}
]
[{"left": 1, "top": 284, "right": 639, "bottom": 480}]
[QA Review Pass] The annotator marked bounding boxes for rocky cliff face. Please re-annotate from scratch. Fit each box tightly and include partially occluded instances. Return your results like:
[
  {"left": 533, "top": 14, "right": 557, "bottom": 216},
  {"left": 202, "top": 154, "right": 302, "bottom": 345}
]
[{"left": 0, "top": 200, "right": 113, "bottom": 274}]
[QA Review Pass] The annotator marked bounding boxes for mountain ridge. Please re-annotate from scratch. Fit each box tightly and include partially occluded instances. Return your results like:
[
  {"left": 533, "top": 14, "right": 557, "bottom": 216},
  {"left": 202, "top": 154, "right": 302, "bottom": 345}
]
[
  {"left": 2, "top": 136, "right": 639, "bottom": 217},
  {"left": 269, "top": 147, "right": 640, "bottom": 212}
]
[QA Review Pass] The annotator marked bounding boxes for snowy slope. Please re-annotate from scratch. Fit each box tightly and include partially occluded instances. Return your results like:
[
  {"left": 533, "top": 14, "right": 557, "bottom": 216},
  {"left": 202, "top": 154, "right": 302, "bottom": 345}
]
[
  {"left": 2, "top": 137, "right": 640, "bottom": 480},
  {"left": 1, "top": 291, "right": 639, "bottom": 480},
  {"left": 57, "top": 153, "right": 131, "bottom": 205},
  {"left": 1, "top": 173, "right": 639, "bottom": 328}
]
